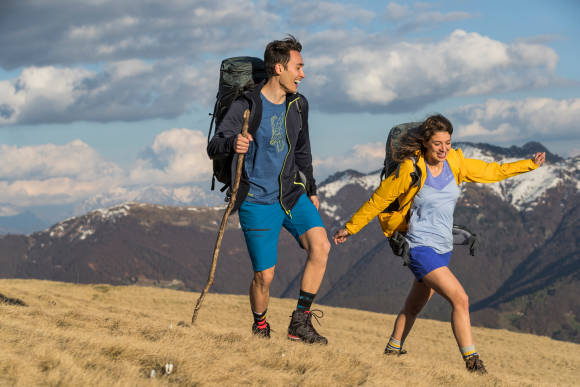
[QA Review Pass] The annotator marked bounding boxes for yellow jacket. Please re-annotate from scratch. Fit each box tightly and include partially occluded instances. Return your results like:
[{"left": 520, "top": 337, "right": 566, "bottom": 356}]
[{"left": 344, "top": 148, "right": 538, "bottom": 238}]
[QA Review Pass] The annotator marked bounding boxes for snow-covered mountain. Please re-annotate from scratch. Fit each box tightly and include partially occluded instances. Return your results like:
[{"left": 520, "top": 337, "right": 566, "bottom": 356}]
[{"left": 74, "top": 184, "right": 224, "bottom": 215}]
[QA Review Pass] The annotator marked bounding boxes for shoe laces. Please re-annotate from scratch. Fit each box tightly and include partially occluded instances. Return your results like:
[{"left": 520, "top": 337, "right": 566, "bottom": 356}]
[{"left": 307, "top": 309, "right": 324, "bottom": 326}]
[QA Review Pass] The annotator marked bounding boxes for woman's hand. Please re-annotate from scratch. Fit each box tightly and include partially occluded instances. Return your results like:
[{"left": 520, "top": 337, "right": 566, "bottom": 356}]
[
  {"left": 333, "top": 228, "right": 349, "bottom": 245},
  {"left": 533, "top": 152, "right": 546, "bottom": 166}
]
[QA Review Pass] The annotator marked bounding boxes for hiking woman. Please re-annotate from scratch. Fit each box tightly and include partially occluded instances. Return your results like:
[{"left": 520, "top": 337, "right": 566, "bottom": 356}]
[{"left": 332, "top": 114, "right": 545, "bottom": 374}]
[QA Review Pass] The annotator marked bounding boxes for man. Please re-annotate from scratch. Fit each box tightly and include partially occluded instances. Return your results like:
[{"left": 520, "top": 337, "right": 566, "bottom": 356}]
[{"left": 207, "top": 35, "right": 330, "bottom": 344}]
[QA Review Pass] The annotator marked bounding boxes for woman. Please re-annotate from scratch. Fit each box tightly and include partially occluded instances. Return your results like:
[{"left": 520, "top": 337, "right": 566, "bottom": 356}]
[{"left": 333, "top": 114, "right": 545, "bottom": 374}]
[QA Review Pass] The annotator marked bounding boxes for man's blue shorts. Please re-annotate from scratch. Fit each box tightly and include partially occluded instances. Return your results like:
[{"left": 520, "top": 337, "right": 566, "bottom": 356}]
[
  {"left": 408, "top": 246, "right": 451, "bottom": 282},
  {"left": 238, "top": 193, "right": 325, "bottom": 272}
]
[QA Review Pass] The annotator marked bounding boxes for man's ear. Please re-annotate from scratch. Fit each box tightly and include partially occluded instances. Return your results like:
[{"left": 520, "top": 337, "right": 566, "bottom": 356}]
[{"left": 274, "top": 63, "right": 284, "bottom": 75}]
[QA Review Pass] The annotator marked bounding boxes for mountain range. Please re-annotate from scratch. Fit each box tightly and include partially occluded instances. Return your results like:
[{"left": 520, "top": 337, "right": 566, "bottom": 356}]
[{"left": 0, "top": 141, "right": 578, "bottom": 343}]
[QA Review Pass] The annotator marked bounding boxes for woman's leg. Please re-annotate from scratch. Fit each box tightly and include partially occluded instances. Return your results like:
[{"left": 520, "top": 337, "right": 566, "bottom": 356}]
[
  {"left": 421, "top": 266, "right": 472, "bottom": 347},
  {"left": 389, "top": 279, "right": 434, "bottom": 345}
]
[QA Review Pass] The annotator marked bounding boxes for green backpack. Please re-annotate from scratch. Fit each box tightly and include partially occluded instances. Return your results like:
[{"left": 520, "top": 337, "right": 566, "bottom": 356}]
[{"left": 207, "top": 57, "right": 267, "bottom": 192}]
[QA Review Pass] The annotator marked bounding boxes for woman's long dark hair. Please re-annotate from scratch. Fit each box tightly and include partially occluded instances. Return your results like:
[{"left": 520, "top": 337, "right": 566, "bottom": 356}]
[{"left": 393, "top": 114, "right": 453, "bottom": 162}]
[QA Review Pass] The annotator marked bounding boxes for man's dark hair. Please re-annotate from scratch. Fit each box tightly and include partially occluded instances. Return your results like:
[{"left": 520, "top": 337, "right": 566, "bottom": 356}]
[{"left": 264, "top": 34, "right": 302, "bottom": 77}]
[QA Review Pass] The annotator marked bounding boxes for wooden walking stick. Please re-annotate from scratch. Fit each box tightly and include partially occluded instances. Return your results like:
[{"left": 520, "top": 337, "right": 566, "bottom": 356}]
[{"left": 192, "top": 109, "right": 250, "bottom": 324}]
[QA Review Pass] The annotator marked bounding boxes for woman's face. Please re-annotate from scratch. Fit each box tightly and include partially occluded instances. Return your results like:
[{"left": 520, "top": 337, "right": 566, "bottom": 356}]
[{"left": 424, "top": 131, "right": 451, "bottom": 164}]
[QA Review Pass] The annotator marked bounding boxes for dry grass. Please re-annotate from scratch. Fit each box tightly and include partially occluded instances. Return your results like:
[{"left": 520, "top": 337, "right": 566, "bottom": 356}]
[{"left": 0, "top": 279, "right": 578, "bottom": 386}]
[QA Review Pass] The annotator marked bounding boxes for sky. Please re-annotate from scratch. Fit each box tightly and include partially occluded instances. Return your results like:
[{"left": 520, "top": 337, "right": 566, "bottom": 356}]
[{"left": 0, "top": 0, "right": 579, "bottom": 223}]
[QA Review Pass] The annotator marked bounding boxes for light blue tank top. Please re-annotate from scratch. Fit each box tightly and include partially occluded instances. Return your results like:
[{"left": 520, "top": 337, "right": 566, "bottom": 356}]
[{"left": 406, "top": 160, "right": 459, "bottom": 254}]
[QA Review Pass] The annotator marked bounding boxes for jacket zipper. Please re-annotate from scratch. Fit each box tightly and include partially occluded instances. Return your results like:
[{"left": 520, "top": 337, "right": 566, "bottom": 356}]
[{"left": 279, "top": 97, "right": 300, "bottom": 216}]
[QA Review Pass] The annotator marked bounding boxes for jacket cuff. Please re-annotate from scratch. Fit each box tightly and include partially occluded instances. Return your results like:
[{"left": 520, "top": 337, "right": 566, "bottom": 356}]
[
  {"left": 344, "top": 223, "right": 356, "bottom": 235},
  {"left": 226, "top": 135, "right": 236, "bottom": 154}
]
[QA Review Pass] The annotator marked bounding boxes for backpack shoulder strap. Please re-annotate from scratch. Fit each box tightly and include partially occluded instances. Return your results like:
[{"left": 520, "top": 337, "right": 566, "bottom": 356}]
[{"left": 409, "top": 156, "right": 422, "bottom": 188}]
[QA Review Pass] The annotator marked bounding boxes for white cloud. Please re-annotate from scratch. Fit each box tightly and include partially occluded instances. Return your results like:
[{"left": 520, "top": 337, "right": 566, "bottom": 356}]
[
  {"left": 0, "top": 60, "right": 215, "bottom": 125},
  {"left": 0, "top": 128, "right": 215, "bottom": 208},
  {"left": 0, "top": 0, "right": 279, "bottom": 68},
  {"left": 0, "top": 1, "right": 569, "bottom": 124},
  {"left": 0, "top": 140, "right": 120, "bottom": 180},
  {"left": 384, "top": 2, "right": 474, "bottom": 31},
  {"left": 314, "top": 142, "right": 384, "bottom": 180},
  {"left": 130, "top": 128, "right": 212, "bottom": 185},
  {"left": 0, "top": 66, "right": 93, "bottom": 125},
  {"left": 302, "top": 29, "right": 559, "bottom": 113},
  {"left": 451, "top": 98, "right": 580, "bottom": 143},
  {"left": 288, "top": 1, "right": 375, "bottom": 26},
  {"left": 0, "top": 140, "right": 123, "bottom": 206},
  {"left": 385, "top": 2, "right": 410, "bottom": 20}
]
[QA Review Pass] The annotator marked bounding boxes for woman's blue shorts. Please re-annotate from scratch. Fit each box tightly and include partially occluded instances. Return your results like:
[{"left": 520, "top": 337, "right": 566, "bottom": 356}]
[{"left": 408, "top": 246, "right": 451, "bottom": 281}]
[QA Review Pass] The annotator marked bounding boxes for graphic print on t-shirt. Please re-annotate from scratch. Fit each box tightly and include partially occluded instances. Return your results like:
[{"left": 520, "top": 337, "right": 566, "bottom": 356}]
[{"left": 269, "top": 114, "right": 286, "bottom": 152}]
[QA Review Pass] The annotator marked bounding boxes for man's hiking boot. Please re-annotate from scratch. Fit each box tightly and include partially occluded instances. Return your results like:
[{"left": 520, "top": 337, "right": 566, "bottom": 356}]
[
  {"left": 384, "top": 348, "right": 408, "bottom": 356},
  {"left": 252, "top": 321, "right": 271, "bottom": 339},
  {"left": 465, "top": 354, "right": 487, "bottom": 374},
  {"left": 287, "top": 309, "right": 328, "bottom": 345}
]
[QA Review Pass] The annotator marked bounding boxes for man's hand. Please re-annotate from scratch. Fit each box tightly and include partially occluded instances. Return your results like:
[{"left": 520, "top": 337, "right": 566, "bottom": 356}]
[
  {"left": 234, "top": 133, "right": 253, "bottom": 154},
  {"left": 333, "top": 228, "right": 349, "bottom": 245},
  {"left": 533, "top": 152, "right": 546, "bottom": 166},
  {"left": 309, "top": 195, "right": 320, "bottom": 210}
]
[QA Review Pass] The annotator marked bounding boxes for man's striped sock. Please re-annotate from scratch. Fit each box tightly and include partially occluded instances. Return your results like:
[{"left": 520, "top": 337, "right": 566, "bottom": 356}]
[{"left": 252, "top": 309, "right": 268, "bottom": 330}]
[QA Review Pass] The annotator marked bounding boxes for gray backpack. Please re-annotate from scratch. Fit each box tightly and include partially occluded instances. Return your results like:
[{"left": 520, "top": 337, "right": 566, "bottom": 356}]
[{"left": 380, "top": 122, "right": 423, "bottom": 212}]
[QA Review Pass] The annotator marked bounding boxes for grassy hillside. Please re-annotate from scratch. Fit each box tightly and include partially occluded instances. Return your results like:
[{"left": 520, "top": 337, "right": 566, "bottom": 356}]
[{"left": 1, "top": 279, "right": 578, "bottom": 386}]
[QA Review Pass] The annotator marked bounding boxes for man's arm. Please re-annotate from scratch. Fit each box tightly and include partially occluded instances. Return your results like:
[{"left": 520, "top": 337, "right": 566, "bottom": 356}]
[{"left": 207, "top": 99, "right": 250, "bottom": 158}]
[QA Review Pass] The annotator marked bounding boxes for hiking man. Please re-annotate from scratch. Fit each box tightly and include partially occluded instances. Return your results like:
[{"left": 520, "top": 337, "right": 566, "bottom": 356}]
[{"left": 207, "top": 35, "right": 330, "bottom": 344}]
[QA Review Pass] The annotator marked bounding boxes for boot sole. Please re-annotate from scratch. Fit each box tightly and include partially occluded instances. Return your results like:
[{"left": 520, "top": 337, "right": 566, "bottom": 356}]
[{"left": 287, "top": 333, "right": 328, "bottom": 345}]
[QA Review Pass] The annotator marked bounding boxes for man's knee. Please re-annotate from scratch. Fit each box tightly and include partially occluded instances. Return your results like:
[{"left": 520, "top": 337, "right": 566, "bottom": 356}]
[
  {"left": 307, "top": 238, "right": 330, "bottom": 266},
  {"left": 305, "top": 230, "right": 330, "bottom": 257},
  {"left": 313, "top": 237, "right": 331, "bottom": 256},
  {"left": 253, "top": 269, "right": 275, "bottom": 289}
]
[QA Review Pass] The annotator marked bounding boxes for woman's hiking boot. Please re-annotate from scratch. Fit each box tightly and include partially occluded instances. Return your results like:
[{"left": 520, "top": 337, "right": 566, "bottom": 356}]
[
  {"left": 287, "top": 309, "right": 328, "bottom": 344},
  {"left": 251, "top": 321, "right": 271, "bottom": 338},
  {"left": 465, "top": 354, "right": 487, "bottom": 374},
  {"left": 384, "top": 348, "right": 408, "bottom": 356}
]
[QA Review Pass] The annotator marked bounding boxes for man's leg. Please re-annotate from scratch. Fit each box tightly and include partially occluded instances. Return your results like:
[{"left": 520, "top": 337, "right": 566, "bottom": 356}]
[
  {"left": 249, "top": 266, "right": 275, "bottom": 313},
  {"left": 299, "top": 226, "right": 330, "bottom": 295},
  {"left": 287, "top": 225, "right": 330, "bottom": 344},
  {"left": 238, "top": 201, "right": 283, "bottom": 338},
  {"left": 283, "top": 194, "right": 331, "bottom": 344},
  {"left": 249, "top": 266, "right": 275, "bottom": 337}
]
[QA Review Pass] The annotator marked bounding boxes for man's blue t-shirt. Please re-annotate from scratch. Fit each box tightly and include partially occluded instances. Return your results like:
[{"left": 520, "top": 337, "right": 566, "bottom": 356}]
[{"left": 244, "top": 94, "right": 287, "bottom": 204}]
